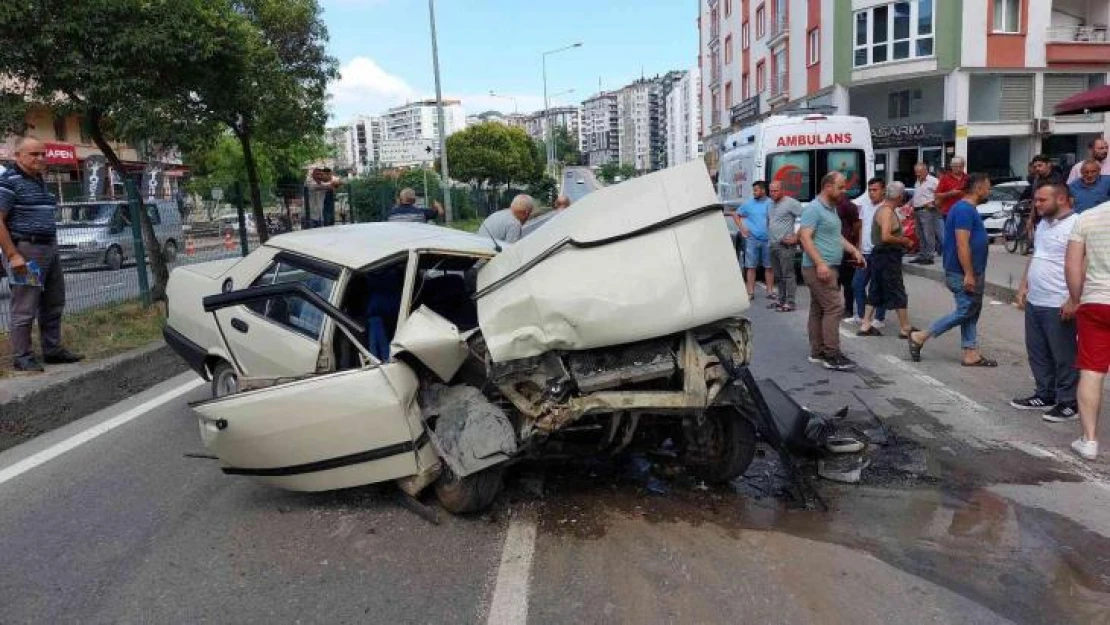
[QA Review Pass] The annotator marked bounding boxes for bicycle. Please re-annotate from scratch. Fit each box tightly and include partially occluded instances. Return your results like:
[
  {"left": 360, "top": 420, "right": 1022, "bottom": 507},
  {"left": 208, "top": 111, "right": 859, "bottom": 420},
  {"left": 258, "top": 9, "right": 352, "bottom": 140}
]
[{"left": 1003, "top": 199, "right": 1033, "bottom": 255}]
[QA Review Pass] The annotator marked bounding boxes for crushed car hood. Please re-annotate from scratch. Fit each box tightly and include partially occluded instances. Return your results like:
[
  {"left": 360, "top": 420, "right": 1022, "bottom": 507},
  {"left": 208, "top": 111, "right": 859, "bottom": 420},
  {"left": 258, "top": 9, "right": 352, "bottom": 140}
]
[{"left": 475, "top": 161, "right": 749, "bottom": 363}]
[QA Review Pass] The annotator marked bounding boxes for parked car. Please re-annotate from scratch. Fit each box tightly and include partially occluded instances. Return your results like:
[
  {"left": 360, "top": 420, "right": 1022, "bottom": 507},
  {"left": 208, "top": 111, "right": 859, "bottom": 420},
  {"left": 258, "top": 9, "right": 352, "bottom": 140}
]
[
  {"left": 977, "top": 181, "right": 1028, "bottom": 242},
  {"left": 163, "top": 163, "right": 820, "bottom": 514},
  {"left": 56, "top": 200, "right": 184, "bottom": 270}
]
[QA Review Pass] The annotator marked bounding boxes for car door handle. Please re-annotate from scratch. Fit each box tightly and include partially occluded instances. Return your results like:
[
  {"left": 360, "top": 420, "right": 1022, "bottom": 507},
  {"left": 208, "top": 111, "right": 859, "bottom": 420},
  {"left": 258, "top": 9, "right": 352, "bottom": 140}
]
[{"left": 230, "top": 318, "right": 249, "bottom": 333}]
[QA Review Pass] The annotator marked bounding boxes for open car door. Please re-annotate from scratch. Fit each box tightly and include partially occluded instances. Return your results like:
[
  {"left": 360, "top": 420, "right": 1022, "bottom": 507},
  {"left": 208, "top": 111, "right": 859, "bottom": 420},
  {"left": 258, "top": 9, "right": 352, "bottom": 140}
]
[{"left": 192, "top": 283, "right": 435, "bottom": 492}]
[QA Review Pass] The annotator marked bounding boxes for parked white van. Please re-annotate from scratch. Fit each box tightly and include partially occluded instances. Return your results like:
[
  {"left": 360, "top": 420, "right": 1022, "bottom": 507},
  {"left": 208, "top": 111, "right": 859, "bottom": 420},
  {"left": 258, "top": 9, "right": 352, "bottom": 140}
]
[{"left": 718, "top": 114, "right": 875, "bottom": 206}]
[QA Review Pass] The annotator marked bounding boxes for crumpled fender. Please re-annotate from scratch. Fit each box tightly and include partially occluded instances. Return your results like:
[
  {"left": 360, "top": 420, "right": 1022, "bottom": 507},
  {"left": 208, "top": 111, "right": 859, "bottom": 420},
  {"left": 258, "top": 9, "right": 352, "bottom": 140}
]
[{"left": 422, "top": 385, "right": 517, "bottom": 477}]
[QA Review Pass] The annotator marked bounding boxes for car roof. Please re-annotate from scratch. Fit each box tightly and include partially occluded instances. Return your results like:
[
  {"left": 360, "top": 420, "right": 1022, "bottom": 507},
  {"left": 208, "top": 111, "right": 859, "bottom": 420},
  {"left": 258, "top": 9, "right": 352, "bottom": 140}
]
[{"left": 264, "top": 222, "right": 498, "bottom": 269}]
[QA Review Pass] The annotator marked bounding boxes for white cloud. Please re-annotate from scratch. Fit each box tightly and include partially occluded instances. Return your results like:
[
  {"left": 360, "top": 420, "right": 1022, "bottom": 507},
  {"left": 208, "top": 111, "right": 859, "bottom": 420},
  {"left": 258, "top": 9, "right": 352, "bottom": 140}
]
[
  {"left": 328, "top": 56, "right": 560, "bottom": 122},
  {"left": 328, "top": 56, "right": 418, "bottom": 121}
]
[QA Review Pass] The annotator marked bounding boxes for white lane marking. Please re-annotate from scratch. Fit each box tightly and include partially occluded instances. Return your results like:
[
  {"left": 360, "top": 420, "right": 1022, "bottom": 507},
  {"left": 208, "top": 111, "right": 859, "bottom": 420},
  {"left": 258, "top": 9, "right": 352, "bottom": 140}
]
[
  {"left": 880, "top": 354, "right": 988, "bottom": 414},
  {"left": 486, "top": 513, "right": 538, "bottom": 625},
  {"left": 839, "top": 326, "right": 854, "bottom": 339},
  {"left": 0, "top": 378, "right": 204, "bottom": 486},
  {"left": 1008, "top": 440, "right": 1058, "bottom": 459}
]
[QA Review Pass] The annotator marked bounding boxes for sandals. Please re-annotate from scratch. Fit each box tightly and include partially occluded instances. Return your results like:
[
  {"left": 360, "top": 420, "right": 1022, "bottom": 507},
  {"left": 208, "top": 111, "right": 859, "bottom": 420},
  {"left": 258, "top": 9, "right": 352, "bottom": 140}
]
[
  {"left": 856, "top": 327, "right": 883, "bottom": 337},
  {"left": 777, "top": 304, "right": 795, "bottom": 312},
  {"left": 907, "top": 334, "right": 924, "bottom": 362},
  {"left": 898, "top": 327, "right": 920, "bottom": 340},
  {"left": 962, "top": 357, "right": 998, "bottom": 367}
]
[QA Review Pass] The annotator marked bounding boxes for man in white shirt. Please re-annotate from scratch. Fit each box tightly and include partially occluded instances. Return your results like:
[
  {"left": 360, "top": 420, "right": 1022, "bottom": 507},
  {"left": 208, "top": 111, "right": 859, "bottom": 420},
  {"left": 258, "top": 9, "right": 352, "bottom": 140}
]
[
  {"left": 851, "top": 177, "right": 888, "bottom": 327},
  {"left": 1066, "top": 137, "right": 1110, "bottom": 183},
  {"left": 909, "top": 163, "right": 941, "bottom": 265},
  {"left": 1012, "top": 183, "right": 1079, "bottom": 422}
]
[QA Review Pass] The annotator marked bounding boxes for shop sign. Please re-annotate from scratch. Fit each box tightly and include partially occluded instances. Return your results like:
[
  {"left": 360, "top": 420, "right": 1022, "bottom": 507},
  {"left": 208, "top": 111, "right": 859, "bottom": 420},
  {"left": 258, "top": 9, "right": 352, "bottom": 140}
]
[
  {"left": 730, "top": 97, "right": 760, "bottom": 127},
  {"left": 43, "top": 142, "right": 77, "bottom": 165},
  {"left": 871, "top": 121, "right": 956, "bottom": 150},
  {"left": 83, "top": 155, "right": 108, "bottom": 199}
]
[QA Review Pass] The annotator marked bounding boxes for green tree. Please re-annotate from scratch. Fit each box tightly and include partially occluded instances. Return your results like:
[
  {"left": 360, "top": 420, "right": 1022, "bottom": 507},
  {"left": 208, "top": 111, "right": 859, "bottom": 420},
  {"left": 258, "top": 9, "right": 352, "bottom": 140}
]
[
  {"left": 552, "top": 126, "right": 582, "bottom": 165},
  {"left": 0, "top": 0, "right": 237, "bottom": 300},
  {"left": 598, "top": 162, "right": 637, "bottom": 184}
]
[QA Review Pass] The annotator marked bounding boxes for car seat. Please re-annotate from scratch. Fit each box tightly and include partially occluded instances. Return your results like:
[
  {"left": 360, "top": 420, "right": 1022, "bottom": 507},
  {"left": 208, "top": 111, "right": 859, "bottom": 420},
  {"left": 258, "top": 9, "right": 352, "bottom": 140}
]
[{"left": 364, "top": 266, "right": 405, "bottom": 360}]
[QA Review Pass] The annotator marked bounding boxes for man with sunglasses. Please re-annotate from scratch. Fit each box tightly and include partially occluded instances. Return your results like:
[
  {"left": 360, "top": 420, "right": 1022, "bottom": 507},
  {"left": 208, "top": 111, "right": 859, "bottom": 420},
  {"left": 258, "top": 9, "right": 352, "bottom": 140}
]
[{"left": 0, "top": 137, "right": 83, "bottom": 372}]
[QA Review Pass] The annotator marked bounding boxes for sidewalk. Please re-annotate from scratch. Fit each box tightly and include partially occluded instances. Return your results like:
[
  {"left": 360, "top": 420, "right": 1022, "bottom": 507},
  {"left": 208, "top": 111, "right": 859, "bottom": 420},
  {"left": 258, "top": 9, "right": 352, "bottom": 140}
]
[{"left": 901, "top": 241, "right": 1028, "bottom": 302}]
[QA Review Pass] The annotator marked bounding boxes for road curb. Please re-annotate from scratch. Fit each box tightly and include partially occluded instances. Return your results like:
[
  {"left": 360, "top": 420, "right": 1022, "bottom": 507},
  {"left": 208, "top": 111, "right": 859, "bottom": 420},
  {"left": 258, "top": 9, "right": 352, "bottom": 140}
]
[
  {"left": 901, "top": 263, "right": 1018, "bottom": 303},
  {"left": 0, "top": 341, "right": 188, "bottom": 453}
]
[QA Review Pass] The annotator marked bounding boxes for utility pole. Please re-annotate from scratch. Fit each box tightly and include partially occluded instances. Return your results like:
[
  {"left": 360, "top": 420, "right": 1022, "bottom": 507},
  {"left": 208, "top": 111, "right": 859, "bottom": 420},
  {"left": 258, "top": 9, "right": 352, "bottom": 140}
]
[{"left": 428, "top": 0, "right": 453, "bottom": 222}]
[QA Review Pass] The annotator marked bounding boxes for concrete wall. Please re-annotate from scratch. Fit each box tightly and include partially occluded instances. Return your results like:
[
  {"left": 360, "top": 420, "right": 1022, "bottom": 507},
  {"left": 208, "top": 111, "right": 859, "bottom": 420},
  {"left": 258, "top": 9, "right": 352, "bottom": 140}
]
[{"left": 850, "top": 76, "right": 946, "bottom": 126}]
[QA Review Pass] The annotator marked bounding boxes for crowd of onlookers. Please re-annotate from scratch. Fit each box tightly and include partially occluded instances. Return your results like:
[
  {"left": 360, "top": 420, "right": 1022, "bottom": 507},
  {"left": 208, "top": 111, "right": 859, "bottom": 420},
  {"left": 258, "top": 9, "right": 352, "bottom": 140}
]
[{"left": 732, "top": 137, "right": 1110, "bottom": 461}]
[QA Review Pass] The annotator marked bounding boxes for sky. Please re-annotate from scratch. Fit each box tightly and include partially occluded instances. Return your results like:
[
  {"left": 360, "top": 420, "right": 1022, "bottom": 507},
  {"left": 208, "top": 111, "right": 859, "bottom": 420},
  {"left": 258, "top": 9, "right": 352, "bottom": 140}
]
[{"left": 321, "top": 0, "right": 698, "bottom": 124}]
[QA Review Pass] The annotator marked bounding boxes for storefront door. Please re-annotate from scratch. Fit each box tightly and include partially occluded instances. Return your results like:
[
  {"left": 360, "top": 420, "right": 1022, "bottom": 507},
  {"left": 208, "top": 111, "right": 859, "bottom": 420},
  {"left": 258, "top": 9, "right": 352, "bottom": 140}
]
[{"left": 921, "top": 147, "right": 944, "bottom": 175}]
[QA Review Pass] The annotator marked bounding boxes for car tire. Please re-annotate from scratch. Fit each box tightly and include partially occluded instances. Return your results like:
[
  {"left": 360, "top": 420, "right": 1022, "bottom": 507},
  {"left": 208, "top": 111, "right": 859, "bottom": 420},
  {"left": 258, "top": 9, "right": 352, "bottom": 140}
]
[
  {"left": 105, "top": 246, "right": 124, "bottom": 271},
  {"left": 210, "top": 361, "right": 239, "bottom": 398},
  {"left": 691, "top": 409, "right": 757, "bottom": 484},
  {"left": 163, "top": 239, "right": 178, "bottom": 263},
  {"left": 434, "top": 465, "right": 503, "bottom": 514}
]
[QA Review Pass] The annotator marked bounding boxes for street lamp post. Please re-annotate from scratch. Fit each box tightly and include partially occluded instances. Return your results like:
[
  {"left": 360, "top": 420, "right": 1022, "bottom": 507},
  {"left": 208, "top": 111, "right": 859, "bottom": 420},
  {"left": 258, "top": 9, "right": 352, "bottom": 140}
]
[
  {"left": 542, "top": 43, "right": 582, "bottom": 171},
  {"left": 428, "top": 0, "right": 453, "bottom": 222}
]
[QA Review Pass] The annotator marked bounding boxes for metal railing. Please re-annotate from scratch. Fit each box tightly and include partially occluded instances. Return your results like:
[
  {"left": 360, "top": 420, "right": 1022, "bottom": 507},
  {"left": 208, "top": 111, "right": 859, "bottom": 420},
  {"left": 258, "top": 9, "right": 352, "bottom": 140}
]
[
  {"left": 1046, "top": 25, "right": 1109, "bottom": 42},
  {"left": 770, "top": 73, "right": 789, "bottom": 100},
  {"left": 769, "top": 12, "right": 789, "bottom": 40}
]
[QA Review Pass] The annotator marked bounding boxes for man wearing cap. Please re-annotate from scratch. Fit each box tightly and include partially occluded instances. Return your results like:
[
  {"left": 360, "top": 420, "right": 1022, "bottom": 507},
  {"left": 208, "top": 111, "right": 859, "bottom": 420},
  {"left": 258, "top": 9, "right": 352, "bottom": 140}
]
[{"left": 0, "top": 137, "right": 84, "bottom": 372}]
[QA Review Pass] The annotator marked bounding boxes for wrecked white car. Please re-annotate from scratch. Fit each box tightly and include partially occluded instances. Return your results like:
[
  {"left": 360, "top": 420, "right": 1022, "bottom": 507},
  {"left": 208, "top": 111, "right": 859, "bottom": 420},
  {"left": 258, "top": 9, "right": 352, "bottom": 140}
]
[{"left": 165, "top": 162, "right": 816, "bottom": 513}]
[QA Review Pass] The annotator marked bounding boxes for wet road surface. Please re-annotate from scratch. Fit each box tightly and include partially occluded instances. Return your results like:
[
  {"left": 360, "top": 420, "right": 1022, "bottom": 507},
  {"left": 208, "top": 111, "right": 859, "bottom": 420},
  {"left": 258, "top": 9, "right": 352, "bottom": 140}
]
[{"left": 2, "top": 271, "right": 1110, "bottom": 623}]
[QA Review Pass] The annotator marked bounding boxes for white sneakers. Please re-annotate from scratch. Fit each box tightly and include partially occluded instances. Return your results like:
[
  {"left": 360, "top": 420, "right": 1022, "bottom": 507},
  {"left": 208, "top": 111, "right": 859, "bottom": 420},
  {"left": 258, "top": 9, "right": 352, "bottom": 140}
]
[
  {"left": 872, "top": 320, "right": 886, "bottom": 329},
  {"left": 1071, "top": 437, "right": 1099, "bottom": 461}
]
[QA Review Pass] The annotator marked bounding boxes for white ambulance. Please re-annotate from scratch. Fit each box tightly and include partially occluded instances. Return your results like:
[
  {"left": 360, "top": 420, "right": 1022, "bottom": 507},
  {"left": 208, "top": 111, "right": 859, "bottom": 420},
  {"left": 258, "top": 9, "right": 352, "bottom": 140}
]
[{"left": 717, "top": 113, "right": 875, "bottom": 207}]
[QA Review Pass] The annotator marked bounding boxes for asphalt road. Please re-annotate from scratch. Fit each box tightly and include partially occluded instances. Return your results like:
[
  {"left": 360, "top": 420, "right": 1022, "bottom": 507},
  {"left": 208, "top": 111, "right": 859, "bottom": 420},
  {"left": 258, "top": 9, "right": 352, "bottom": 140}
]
[
  {"left": 3, "top": 271, "right": 1110, "bottom": 623},
  {"left": 561, "top": 166, "right": 601, "bottom": 204}
]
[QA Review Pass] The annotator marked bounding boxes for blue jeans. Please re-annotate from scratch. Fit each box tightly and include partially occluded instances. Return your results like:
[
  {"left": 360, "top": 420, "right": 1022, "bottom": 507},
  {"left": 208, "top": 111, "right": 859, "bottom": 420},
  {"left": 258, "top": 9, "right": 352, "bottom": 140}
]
[
  {"left": 928, "top": 272, "right": 985, "bottom": 349},
  {"left": 852, "top": 254, "right": 886, "bottom": 321},
  {"left": 744, "top": 237, "right": 771, "bottom": 268}
]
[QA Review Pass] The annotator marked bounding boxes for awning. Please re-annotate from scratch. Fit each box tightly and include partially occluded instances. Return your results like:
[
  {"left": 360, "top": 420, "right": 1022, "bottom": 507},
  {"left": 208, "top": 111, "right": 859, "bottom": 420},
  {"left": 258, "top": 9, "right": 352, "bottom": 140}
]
[
  {"left": 1054, "top": 84, "right": 1110, "bottom": 115},
  {"left": 43, "top": 142, "right": 78, "bottom": 166}
]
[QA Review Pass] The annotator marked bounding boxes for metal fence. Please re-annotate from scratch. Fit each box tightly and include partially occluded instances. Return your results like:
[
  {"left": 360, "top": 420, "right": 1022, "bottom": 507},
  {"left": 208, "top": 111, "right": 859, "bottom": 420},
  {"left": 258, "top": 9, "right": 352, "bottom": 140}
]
[{"left": 0, "top": 178, "right": 499, "bottom": 332}]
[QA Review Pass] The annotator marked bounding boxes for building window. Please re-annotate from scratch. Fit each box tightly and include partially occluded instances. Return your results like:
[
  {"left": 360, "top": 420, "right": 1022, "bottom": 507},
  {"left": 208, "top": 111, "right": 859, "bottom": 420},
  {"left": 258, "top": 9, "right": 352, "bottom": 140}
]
[
  {"left": 853, "top": 1, "right": 934, "bottom": 68},
  {"left": 742, "top": 21, "right": 750, "bottom": 49},
  {"left": 742, "top": 73, "right": 750, "bottom": 100},
  {"left": 725, "top": 35, "right": 733, "bottom": 64},
  {"left": 993, "top": 0, "right": 1020, "bottom": 33},
  {"left": 725, "top": 82, "right": 734, "bottom": 107},
  {"left": 756, "top": 61, "right": 766, "bottom": 92},
  {"left": 756, "top": 4, "right": 766, "bottom": 38},
  {"left": 725, "top": 0, "right": 732, "bottom": 17},
  {"left": 807, "top": 28, "right": 820, "bottom": 65},
  {"left": 53, "top": 114, "right": 67, "bottom": 142},
  {"left": 887, "top": 89, "right": 922, "bottom": 118}
]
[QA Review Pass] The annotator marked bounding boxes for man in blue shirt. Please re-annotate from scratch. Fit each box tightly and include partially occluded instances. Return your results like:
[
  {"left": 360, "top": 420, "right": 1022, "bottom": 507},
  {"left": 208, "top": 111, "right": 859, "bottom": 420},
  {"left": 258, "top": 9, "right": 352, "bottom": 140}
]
[
  {"left": 0, "top": 137, "right": 84, "bottom": 372},
  {"left": 909, "top": 173, "right": 998, "bottom": 368},
  {"left": 1069, "top": 160, "right": 1110, "bottom": 214},
  {"left": 386, "top": 187, "right": 443, "bottom": 223},
  {"left": 735, "top": 180, "right": 773, "bottom": 300}
]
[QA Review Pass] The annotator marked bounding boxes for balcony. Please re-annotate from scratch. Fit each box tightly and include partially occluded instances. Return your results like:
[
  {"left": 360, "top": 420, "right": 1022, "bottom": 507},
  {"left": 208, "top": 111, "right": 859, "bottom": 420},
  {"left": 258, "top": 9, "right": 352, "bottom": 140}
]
[
  {"left": 767, "top": 12, "right": 789, "bottom": 47},
  {"left": 1046, "top": 26, "right": 1110, "bottom": 64},
  {"left": 769, "top": 73, "right": 789, "bottom": 105}
]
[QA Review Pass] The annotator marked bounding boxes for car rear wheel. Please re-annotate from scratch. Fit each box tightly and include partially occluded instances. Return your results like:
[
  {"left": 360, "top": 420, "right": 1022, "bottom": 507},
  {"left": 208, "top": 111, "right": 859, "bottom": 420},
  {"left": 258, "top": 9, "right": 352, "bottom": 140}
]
[
  {"left": 105, "top": 246, "right": 124, "bottom": 271},
  {"left": 689, "top": 408, "right": 757, "bottom": 484},
  {"left": 163, "top": 239, "right": 178, "bottom": 263},
  {"left": 211, "top": 361, "right": 239, "bottom": 398},
  {"left": 434, "top": 466, "right": 503, "bottom": 514}
]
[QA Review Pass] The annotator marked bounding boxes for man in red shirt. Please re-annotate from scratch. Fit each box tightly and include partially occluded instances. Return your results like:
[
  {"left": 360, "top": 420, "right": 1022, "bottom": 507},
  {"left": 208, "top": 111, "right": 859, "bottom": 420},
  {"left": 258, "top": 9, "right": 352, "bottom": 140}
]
[{"left": 936, "top": 156, "right": 968, "bottom": 219}]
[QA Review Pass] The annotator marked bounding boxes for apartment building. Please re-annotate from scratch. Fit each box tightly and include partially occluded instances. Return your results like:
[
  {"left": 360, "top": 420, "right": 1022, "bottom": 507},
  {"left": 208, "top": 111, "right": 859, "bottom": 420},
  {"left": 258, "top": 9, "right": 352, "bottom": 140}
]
[
  {"left": 377, "top": 99, "right": 467, "bottom": 167},
  {"left": 522, "top": 106, "right": 582, "bottom": 150},
  {"left": 0, "top": 104, "right": 184, "bottom": 201},
  {"left": 581, "top": 91, "right": 620, "bottom": 167},
  {"left": 617, "top": 78, "right": 665, "bottom": 172},
  {"left": 666, "top": 69, "right": 704, "bottom": 167},
  {"left": 698, "top": 0, "right": 1110, "bottom": 183}
]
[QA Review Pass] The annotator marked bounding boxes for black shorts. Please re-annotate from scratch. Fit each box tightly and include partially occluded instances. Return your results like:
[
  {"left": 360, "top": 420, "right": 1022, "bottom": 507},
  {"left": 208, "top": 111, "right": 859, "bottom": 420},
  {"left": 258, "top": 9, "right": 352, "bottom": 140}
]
[{"left": 867, "top": 249, "right": 908, "bottom": 310}]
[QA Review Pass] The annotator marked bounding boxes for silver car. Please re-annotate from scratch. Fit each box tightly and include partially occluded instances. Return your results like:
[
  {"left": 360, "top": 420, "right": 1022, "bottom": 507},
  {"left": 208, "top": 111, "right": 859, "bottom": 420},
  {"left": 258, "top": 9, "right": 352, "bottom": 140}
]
[{"left": 56, "top": 200, "right": 185, "bottom": 270}]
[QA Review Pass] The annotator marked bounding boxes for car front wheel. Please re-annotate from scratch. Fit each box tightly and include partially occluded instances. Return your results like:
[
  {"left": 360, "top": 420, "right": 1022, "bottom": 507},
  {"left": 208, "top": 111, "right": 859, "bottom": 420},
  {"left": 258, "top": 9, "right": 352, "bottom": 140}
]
[
  {"left": 210, "top": 361, "right": 239, "bottom": 398},
  {"left": 434, "top": 466, "right": 503, "bottom": 514},
  {"left": 688, "top": 408, "right": 757, "bottom": 484},
  {"left": 105, "top": 246, "right": 124, "bottom": 271}
]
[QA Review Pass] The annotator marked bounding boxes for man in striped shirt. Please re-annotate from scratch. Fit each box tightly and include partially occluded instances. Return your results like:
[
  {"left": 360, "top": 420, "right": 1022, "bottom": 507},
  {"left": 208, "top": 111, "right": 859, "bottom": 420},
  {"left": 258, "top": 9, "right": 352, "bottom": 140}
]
[
  {"left": 1065, "top": 199, "right": 1110, "bottom": 460},
  {"left": 0, "top": 137, "right": 83, "bottom": 372}
]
